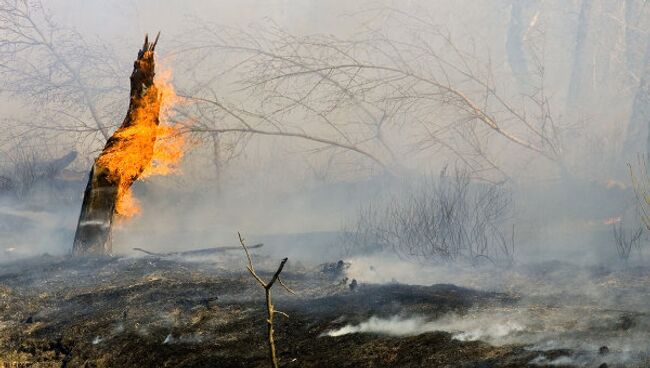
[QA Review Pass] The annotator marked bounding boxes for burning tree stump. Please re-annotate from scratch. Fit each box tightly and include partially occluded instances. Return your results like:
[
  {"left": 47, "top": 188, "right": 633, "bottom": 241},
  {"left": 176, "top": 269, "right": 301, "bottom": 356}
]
[{"left": 72, "top": 33, "right": 162, "bottom": 256}]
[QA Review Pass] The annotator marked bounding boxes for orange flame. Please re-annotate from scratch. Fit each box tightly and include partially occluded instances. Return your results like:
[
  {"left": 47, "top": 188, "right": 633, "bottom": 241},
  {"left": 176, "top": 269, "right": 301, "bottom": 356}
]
[{"left": 96, "top": 67, "right": 185, "bottom": 218}]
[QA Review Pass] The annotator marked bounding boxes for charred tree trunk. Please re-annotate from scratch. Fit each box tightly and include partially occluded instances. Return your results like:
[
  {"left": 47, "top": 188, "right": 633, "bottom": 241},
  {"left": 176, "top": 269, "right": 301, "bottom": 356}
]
[
  {"left": 641, "top": 45, "right": 650, "bottom": 159},
  {"left": 622, "top": 3, "right": 650, "bottom": 160},
  {"left": 624, "top": 0, "right": 644, "bottom": 73},
  {"left": 624, "top": 37, "right": 650, "bottom": 161},
  {"left": 566, "top": 0, "right": 594, "bottom": 109},
  {"left": 506, "top": 0, "right": 536, "bottom": 92},
  {"left": 72, "top": 33, "right": 160, "bottom": 256}
]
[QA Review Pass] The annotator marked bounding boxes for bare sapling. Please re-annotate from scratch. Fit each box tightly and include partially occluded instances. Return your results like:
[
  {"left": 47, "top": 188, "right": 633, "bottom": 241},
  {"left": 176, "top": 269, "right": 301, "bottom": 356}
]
[{"left": 238, "top": 232, "right": 295, "bottom": 368}]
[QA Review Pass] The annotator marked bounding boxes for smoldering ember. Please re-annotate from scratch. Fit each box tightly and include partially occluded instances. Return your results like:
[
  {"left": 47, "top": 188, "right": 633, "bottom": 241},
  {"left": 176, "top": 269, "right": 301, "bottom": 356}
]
[{"left": 2, "top": 2, "right": 650, "bottom": 368}]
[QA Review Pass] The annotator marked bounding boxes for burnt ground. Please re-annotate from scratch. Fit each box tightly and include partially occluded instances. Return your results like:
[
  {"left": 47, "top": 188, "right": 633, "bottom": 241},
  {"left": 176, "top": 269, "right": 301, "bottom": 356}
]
[{"left": 0, "top": 254, "right": 643, "bottom": 368}]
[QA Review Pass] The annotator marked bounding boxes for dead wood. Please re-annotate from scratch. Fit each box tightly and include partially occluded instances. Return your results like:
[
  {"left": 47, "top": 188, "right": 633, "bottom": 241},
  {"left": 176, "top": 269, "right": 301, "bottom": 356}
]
[
  {"left": 133, "top": 243, "right": 263, "bottom": 257},
  {"left": 72, "top": 33, "right": 161, "bottom": 257}
]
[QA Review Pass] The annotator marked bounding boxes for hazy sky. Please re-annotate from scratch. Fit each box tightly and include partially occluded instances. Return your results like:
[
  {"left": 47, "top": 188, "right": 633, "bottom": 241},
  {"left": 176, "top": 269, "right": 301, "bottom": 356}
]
[{"left": 48, "top": 1, "right": 360, "bottom": 38}]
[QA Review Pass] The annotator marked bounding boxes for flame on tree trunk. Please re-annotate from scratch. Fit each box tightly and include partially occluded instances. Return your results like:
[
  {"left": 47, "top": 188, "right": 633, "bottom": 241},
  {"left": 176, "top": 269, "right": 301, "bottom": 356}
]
[{"left": 73, "top": 33, "right": 163, "bottom": 256}]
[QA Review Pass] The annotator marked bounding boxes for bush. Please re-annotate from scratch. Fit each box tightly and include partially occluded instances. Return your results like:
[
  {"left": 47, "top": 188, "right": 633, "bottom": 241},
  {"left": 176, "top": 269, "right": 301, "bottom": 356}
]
[{"left": 342, "top": 167, "right": 515, "bottom": 265}]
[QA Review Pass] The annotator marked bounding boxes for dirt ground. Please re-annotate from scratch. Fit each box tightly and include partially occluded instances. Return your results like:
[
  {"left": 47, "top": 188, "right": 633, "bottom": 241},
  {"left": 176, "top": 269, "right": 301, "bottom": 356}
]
[{"left": 0, "top": 254, "right": 643, "bottom": 367}]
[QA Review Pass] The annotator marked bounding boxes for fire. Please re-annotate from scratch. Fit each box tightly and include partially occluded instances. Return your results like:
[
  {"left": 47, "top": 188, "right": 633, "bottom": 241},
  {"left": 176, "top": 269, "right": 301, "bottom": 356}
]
[
  {"left": 96, "top": 67, "right": 185, "bottom": 218},
  {"left": 141, "top": 69, "right": 185, "bottom": 178}
]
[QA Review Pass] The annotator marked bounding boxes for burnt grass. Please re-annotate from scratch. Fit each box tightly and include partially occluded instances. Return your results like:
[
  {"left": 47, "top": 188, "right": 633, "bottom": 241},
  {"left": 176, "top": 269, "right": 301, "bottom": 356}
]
[{"left": 0, "top": 255, "right": 596, "bottom": 367}]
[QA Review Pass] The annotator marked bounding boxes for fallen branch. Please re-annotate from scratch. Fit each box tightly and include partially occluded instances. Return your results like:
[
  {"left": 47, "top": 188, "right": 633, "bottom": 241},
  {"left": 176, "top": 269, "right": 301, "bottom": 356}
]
[{"left": 133, "top": 243, "right": 263, "bottom": 257}]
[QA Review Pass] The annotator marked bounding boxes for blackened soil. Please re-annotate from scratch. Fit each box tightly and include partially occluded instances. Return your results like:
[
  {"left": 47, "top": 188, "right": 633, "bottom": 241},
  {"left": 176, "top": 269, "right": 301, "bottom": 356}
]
[{"left": 0, "top": 255, "right": 584, "bottom": 367}]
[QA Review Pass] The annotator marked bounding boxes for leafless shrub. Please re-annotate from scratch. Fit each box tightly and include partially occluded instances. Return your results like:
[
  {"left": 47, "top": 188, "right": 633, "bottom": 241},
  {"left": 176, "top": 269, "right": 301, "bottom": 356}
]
[
  {"left": 621, "top": 156, "right": 650, "bottom": 263},
  {"left": 0, "top": 139, "right": 79, "bottom": 199},
  {"left": 0, "top": 175, "right": 11, "bottom": 192},
  {"left": 612, "top": 221, "right": 644, "bottom": 264},
  {"left": 630, "top": 157, "right": 650, "bottom": 230},
  {"left": 342, "top": 167, "right": 515, "bottom": 266},
  {"left": 0, "top": 143, "right": 48, "bottom": 198}
]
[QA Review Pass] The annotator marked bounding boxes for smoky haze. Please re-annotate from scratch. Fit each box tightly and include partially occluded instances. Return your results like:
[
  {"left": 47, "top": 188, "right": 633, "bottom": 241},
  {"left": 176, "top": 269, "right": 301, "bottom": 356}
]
[
  {"left": 0, "top": 0, "right": 647, "bottom": 270},
  {"left": 3, "top": 1, "right": 650, "bottom": 366}
]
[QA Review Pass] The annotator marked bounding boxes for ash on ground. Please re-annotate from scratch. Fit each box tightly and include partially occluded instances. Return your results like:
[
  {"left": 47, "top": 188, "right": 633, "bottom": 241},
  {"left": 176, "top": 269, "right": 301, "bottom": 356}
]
[{"left": 1, "top": 254, "right": 649, "bottom": 367}]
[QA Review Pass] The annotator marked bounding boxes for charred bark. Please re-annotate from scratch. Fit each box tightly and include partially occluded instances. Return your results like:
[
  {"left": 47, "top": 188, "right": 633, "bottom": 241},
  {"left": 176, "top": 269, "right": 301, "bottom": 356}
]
[{"left": 72, "top": 33, "right": 160, "bottom": 256}]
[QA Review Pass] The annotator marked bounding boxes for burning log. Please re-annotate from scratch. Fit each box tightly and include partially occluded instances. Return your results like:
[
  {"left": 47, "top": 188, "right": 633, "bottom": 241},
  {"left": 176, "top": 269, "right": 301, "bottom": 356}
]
[{"left": 72, "top": 33, "right": 162, "bottom": 256}]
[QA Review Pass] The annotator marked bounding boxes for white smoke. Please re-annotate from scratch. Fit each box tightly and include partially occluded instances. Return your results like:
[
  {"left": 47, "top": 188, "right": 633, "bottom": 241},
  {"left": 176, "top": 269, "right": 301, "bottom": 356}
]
[
  {"left": 323, "top": 313, "right": 525, "bottom": 342},
  {"left": 325, "top": 315, "right": 431, "bottom": 337},
  {"left": 529, "top": 355, "right": 575, "bottom": 366},
  {"left": 323, "top": 305, "right": 650, "bottom": 366}
]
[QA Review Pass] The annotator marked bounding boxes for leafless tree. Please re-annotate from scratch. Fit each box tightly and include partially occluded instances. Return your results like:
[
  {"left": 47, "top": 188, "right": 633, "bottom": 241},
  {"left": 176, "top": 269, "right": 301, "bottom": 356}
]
[
  {"left": 620, "top": 0, "right": 650, "bottom": 159},
  {"left": 0, "top": 0, "right": 127, "bottom": 149},
  {"left": 628, "top": 37, "right": 650, "bottom": 158},
  {"left": 566, "top": 0, "right": 594, "bottom": 109},
  {"left": 342, "top": 167, "right": 515, "bottom": 266},
  {"left": 612, "top": 221, "right": 644, "bottom": 263},
  {"left": 170, "top": 8, "right": 566, "bottom": 183},
  {"left": 0, "top": 2, "right": 643, "bottom": 186},
  {"left": 0, "top": 3, "right": 578, "bottom": 187}
]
